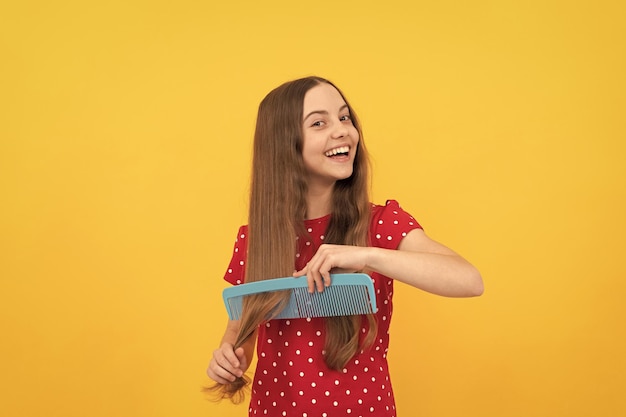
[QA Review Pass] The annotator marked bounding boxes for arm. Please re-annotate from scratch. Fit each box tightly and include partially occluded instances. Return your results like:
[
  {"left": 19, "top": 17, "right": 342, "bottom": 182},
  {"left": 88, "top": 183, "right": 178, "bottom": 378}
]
[
  {"left": 206, "top": 319, "right": 257, "bottom": 384},
  {"left": 294, "top": 228, "right": 483, "bottom": 297}
]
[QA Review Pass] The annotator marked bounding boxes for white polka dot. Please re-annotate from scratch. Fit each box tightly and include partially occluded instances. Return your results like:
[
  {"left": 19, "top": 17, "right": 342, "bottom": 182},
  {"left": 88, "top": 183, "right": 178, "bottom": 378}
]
[
  {"left": 387, "top": 235, "right": 393, "bottom": 240},
  {"left": 325, "top": 391, "right": 330, "bottom": 396},
  {"left": 267, "top": 339, "right": 272, "bottom": 344},
  {"left": 378, "top": 220, "right": 383, "bottom": 224},
  {"left": 239, "top": 260, "right": 244, "bottom": 265},
  {"left": 333, "top": 401, "right": 338, "bottom": 406}
]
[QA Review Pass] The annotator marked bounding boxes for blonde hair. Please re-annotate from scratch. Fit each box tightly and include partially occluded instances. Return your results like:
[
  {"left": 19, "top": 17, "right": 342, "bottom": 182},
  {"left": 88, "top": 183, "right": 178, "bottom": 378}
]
[{"left": 207, "top": 77, "right": 376, "bottom": 403}]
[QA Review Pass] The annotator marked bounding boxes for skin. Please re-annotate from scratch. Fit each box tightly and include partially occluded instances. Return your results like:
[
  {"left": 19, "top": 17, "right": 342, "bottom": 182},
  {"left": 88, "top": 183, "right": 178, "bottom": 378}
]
[
  {"left": 207, "top": 319, "right": 255, "bottom": 384},
  {"left": 206, "top": 82, "right": 483, "bottom": 384}
]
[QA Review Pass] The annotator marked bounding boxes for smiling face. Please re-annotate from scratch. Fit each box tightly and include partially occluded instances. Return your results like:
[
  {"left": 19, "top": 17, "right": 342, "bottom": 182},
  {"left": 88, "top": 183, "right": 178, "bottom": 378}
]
[{"left": 301, "top": 83, "right": 360, "bottom": 190}]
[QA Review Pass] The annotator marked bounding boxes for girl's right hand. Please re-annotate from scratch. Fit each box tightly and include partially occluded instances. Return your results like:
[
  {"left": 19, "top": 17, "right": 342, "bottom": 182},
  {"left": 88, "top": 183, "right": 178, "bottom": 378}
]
[{"left": 206, "top": 343, "right": 248, "bottom": 384}]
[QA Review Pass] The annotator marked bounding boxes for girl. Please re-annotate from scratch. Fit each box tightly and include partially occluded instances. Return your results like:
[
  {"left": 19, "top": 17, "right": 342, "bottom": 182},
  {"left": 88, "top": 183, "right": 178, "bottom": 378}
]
[{"left": 206, "top": 76, "right": 483, "bottom": 416}]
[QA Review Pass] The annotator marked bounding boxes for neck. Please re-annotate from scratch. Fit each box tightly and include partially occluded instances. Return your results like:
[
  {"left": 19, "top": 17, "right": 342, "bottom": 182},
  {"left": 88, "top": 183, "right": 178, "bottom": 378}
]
[{"left": 305, "top": 183, "right": 334, "bottom": 220}]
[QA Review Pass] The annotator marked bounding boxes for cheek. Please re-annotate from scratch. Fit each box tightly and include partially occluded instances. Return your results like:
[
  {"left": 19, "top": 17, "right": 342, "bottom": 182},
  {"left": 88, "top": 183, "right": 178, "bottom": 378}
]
[{"left": 351, "top": 126, "right": 360, "bottom": 142}]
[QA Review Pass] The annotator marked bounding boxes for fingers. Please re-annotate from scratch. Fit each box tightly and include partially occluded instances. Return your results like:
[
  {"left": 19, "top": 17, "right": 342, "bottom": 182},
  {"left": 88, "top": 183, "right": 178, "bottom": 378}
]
[
  {"left": 234, "top": 346, "right": 248, "bottom": 371},
  {"left": 294, "top": 246, "right": 335, "bottom": 293},
  {"left": 207, "top": 343, "right": 245, "bottom": 385},
  {"left": 295, "top": 266, "right": 327, "bottom": 294}
]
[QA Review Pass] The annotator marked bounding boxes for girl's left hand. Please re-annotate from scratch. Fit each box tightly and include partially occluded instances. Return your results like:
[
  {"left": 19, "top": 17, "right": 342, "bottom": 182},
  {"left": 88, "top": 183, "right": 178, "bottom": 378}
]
[{"left": 293, "top": 244, "right": 372, "bottom": 293}]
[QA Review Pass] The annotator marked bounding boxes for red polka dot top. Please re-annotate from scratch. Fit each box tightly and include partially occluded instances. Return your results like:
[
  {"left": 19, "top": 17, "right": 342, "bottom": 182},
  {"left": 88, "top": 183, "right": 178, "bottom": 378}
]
[{"left": 224, "top": 200, "right": 422, "bottom": 417}]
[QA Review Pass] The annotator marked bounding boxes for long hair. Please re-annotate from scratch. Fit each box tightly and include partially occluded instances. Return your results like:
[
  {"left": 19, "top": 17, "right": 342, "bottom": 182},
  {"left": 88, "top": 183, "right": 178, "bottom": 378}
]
[{"left": 207, "top": 76, "right": 376, "bottom": 403}]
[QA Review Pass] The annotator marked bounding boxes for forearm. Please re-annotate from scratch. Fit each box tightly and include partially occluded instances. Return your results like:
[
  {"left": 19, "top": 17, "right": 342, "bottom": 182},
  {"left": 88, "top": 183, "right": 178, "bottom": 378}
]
[
  {"left": 365, "top": 246, "right": 483, "bottom": 297},
  {"left": 294, "top": 229, "right": 483, "bottom": 298}
]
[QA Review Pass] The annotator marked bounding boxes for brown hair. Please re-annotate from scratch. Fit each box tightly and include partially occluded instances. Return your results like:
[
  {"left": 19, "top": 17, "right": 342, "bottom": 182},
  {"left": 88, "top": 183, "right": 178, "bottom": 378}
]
[{"left": 207, "top": 76, "right": 376, "bottom": 403}]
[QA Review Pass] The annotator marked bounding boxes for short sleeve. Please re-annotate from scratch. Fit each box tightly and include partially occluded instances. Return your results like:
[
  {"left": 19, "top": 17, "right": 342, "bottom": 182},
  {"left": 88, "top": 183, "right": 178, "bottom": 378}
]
[
  {"left": 223, "top": 225, "right": 248, "bottom": 285},
  {"left": 370, "top": 200, "right": 422, "bottom": 250}
]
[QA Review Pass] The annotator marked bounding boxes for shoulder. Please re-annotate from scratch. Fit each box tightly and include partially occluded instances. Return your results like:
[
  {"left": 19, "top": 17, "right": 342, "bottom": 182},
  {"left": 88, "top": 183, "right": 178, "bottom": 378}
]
[
  {"left": 370, "top": 200, "right": 421, "bottom": 227},
  {"left": 369, "top": 200, "right": 422, "bottom": 249}
]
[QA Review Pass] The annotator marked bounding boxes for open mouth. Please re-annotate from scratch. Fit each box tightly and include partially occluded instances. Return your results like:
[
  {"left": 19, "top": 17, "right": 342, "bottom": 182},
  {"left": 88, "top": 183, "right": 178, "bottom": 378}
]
[{"left": 325, "top": 146, "right": 350, "bottom": 158}]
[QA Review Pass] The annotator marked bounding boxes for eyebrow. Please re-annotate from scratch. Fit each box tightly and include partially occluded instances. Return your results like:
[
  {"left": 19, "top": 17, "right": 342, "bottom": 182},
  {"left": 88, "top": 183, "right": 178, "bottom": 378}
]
[{"left": 303, "top": 104, "right": 349, "bottom": 122}]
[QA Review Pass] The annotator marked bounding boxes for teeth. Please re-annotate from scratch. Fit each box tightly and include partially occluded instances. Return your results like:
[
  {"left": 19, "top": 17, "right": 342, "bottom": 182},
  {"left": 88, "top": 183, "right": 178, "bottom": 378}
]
[{"left": 325, "top": 146, "right": 349, "bottom": 157}]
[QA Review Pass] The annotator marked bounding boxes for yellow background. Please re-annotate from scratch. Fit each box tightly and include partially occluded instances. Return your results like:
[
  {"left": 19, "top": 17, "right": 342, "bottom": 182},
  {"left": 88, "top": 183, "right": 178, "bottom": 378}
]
[{"left": 1, "top": 1, "right": 625, "bottom": 416}]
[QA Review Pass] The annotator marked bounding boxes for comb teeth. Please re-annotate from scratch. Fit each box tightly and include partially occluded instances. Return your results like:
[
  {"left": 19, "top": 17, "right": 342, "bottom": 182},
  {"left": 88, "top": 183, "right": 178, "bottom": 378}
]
[
  {"left": 276, "top": 285, "right": 374, "bottom": 319},
  {"left": 223, "top": 274, "right": 378, "bottom": 321}
]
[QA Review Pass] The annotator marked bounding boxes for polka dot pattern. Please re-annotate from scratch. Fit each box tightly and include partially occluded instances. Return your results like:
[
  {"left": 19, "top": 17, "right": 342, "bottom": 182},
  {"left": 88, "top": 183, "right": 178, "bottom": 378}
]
[{"left": 224, "top": 200, "right": 422, "bottom": 416}]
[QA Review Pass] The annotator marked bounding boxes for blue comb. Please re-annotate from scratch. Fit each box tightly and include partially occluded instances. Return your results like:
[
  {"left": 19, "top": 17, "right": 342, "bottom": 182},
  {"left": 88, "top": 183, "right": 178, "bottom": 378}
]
[{"left": 222, "top": 273, "right": 378, "bottom": 320}]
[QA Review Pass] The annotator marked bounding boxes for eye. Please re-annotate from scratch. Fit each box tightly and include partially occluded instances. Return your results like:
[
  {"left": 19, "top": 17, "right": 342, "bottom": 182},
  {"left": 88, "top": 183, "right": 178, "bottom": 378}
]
[
  {"left": 311, "top": 120, "right": 325, "bottom": 127},
  {"left": 339, "top": 114, "right": 352, "bottom": 122}
]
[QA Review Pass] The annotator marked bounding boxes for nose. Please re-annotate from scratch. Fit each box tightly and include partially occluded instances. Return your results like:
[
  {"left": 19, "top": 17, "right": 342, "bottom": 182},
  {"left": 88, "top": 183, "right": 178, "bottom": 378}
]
[{"left": 331, "top": 121, "right": 349, "bottom": 139}]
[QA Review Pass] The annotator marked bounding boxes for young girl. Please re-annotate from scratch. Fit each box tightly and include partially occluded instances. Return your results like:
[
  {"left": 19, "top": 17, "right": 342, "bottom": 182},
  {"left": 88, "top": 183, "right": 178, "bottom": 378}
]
[{"left": 206, "top": 76, "right": 483, "bottom": 416}]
